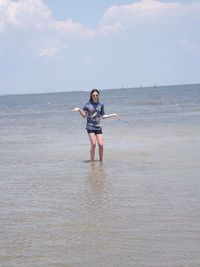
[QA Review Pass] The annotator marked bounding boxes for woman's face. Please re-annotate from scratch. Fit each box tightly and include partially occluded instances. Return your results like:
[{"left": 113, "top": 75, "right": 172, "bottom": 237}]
[{"left": 91, "top": 90, "right": 99, "bottom": 102}]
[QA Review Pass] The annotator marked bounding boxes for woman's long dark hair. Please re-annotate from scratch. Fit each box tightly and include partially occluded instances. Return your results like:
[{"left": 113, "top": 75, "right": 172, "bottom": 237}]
[{"left": 89, "top": 88, "right": 100, "bottom": 102}]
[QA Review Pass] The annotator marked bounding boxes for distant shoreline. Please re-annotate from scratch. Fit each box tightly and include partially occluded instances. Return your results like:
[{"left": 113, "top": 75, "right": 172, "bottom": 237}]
[{"left": 0, "top": 82, "right": 200, "bottom": 97}]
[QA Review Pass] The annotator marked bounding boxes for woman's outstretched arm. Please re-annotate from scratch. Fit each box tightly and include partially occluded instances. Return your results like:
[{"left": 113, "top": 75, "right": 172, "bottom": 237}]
[
  {"left": 102, "top": 113, "right": 120, "bottom": 120},
  {"left": 72, "top": 108, "right": 87, "bottom": 118}
]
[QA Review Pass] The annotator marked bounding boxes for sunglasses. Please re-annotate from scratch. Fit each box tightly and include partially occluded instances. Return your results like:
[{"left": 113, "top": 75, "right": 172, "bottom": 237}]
[{"left": 92, "top": 94, "right": 99, "bottom": 97}]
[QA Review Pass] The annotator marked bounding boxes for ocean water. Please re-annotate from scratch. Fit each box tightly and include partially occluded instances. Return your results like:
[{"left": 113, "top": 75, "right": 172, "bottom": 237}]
[{"left": 0, "top": 84, "right": 200, "bottom": 267}]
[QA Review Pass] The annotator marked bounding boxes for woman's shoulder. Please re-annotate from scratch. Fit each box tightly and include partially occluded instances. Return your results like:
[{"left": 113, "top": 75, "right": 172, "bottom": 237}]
[
  {"left": 98, "top": 101, "right": 104, "bottom": 106},
  {"left": 83, "top": 102, "right": 90, "bottom": 109}
]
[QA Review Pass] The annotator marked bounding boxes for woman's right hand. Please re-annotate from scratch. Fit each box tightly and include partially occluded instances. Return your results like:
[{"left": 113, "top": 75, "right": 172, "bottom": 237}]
[
  {"left": 72, "top": 108, "right": 80, "bottom": 112},
  {"left": 114, "top": 113, "right": 120, "bottom": 120}
]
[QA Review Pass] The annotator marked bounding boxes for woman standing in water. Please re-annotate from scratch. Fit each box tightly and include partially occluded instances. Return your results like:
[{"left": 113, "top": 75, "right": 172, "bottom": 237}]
[{"left": 73, "top": 88, "right": 120, "bottom": 162}]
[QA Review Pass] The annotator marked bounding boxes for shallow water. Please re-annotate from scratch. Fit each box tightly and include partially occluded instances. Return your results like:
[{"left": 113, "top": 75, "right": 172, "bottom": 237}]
[{"left": 1, "top": 85, "right": 200, "bottom": 266}]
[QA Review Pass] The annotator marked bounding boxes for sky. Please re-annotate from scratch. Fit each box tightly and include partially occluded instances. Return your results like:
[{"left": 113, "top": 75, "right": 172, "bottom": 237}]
[{"left": 0, "top": 0, "right": 200, "bottom": 95}]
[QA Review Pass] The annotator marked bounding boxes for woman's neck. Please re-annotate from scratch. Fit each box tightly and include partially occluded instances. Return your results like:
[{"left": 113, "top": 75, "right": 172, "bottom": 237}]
[{"left": 91, "top": 99, "right": 99, "bottom": 103}]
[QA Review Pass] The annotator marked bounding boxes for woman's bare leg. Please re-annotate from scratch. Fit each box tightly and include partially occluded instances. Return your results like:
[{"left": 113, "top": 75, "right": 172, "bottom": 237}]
[
  {"left": 88, "top": 133, "right": 96, "bottom": 161},
  {"left": 96, "top": 134, "right": 104, "bottom": 161}
]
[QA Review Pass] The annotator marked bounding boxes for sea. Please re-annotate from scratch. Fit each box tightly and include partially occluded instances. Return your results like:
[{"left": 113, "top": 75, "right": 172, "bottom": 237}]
[{"left": 0, "top": 84, "right": 200, "bottom": 267}]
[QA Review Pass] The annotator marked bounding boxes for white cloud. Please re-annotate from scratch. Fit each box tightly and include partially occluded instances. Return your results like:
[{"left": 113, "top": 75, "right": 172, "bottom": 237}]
[
  {"left": 1, "top": 0, "right": 200, "bottom": 57},
  {"left": 54, "top": 19, "right": 95, "bottom": 39},
  {"left": 36, "top": 40, "right": 67, "bottom": 58},
  {"left": 98, "top": 22, "right": 124, "bottom": 36},
  {"left": 0, "top": 0, "right": 95, "bottom": 56},
  {"left": 0, "top": 0, "right": 51, "bottom": 30},
  {"left": 100, "top": 0, "right": 182, "bottom": 27}
]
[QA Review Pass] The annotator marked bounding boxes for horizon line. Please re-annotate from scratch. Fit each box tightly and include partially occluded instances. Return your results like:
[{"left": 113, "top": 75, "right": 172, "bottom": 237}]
[{"left": 0, "top": 82, "right": 200, "bottom": 97}]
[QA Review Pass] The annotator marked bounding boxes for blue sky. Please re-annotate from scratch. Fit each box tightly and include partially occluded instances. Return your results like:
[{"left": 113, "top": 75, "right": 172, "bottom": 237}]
[{"left": 0, "top": 0, "right": 200, "bottom": 95}]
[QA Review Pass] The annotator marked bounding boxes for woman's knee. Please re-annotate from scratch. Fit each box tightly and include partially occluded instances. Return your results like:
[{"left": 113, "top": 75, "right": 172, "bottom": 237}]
[
  {"left": 98, "top": 143, "right": 104, "bottom": 149},
  {"left": 91, "top": 143, "right": 96, "bottom": 148}
]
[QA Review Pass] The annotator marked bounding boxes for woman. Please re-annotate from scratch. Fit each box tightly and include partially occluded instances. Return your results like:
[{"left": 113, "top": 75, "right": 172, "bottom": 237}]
[{"left": 73, "top": 88, "right": 119, "bottom": 162}]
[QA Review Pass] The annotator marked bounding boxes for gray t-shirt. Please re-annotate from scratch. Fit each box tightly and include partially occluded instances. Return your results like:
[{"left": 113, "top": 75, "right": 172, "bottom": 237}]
[{"left": 83, "top": 101, "right": 105, "bottom": 130}]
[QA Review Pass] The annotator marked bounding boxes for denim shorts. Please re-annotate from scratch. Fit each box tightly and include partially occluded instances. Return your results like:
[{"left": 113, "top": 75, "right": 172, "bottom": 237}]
[{"left": 87, "top": 129, "right": 103, "bottom": 135}]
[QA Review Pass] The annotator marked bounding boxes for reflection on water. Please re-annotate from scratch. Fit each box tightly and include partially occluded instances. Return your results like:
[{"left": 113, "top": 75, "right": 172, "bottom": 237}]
[
  {"left": 86, "top": 162, "right": 106, "bottom": 198},
  {"left": 85, "top": 162, "right": 110, "bottom": 223}
]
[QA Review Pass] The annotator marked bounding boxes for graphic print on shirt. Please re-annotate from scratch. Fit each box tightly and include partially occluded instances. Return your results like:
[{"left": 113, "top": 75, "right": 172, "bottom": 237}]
[{"left": 83, "top": 101, "right": 105, "bottom": 130}]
